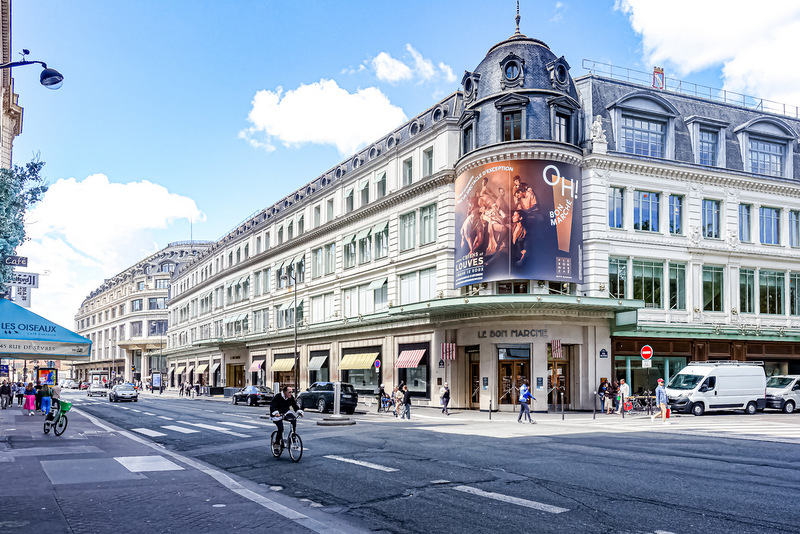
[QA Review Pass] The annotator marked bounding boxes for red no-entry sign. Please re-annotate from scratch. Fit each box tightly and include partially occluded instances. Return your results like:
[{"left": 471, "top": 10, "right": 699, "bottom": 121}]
[{"left": 640, "top": 345, "right": 653, "bottom": 360}]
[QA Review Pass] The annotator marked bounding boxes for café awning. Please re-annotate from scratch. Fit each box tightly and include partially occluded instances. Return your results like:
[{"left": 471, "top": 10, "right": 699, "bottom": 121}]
[
  {"left": 338, "top": 353, "right": 378, "bottom": 370},
  {"left": 195, "top": 364, "right": 208, "bottom": 374},
  {"left": 0, "top": 299, "right": 91, "bottom": 361},
  {"left": 395, "top": 349, "right": 426, "bottom": 368},
  {"left": 175, "top": 366, "right": 186, "bottom": 375}
]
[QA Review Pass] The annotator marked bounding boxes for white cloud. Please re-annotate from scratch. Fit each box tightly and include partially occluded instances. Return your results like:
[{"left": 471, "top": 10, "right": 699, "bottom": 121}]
[
  {"left": 372, "top": 52, "right": 413, "bottom": 83},
  {"left": 550, "top": 2, "right": 565, "bottom": 23},
  {"left": 616, "top": 0, "right": 800, "bottom": 107},
  {"left": 240, "top": 79, "right": 407, "bottom": 155},
  {"left": 406, "top": 44, "right": 435, "bottom": 81},
  {"left": 439, "top": 62, "right": 457, "bottom": 83},
  {"left": 18, "top": 174, "right": 204, "bottom": 328}
]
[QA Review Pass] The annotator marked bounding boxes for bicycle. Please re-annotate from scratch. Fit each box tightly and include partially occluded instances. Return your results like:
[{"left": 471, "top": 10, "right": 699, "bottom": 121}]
[
  {"left": 270, "top": 411, "right": 303, "bottom": 462},
  {"left": 43, "top": 399, "right": 72, "bottom": 436}
]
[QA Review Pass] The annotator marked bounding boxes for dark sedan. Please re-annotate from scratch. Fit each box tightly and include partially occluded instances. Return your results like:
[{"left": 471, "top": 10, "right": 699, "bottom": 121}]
[
  {"left": 231, "top": 385, "right": 274, "bottom": 406},
  {"left": 298, "top": 382, "right": 358, "bottom": 414}
]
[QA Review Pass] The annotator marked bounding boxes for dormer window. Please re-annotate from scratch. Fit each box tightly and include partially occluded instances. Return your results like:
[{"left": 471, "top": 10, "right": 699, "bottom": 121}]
[
  {"left": 685, "top": 115, "right": 729, "bottom": 167},
  {"left": 495, "top": 93, "right": 529, "bottom": 143},
  {"left": 499, "top": 53, "right": 524, "bottom": 90},
  {"left": 461, "top": 71, "right": 481, "bottom": 105},
  {"left": 546, "top": 56, "right": 571, "bottom": 92},
  {"left": 734, "top": 117, "right": 796, "bottom": 178},
  {"left": 502, "top": 111, "right": 522, "bottom": 141},
  {"left": 608, "top": 91, "right": 679, "bottom": 160}
]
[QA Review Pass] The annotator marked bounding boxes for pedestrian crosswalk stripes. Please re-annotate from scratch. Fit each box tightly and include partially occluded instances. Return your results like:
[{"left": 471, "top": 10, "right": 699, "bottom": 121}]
[
  {"left": 161, "top": 425, "right": 200, "bottom": 434},
  {"left": 132, "top": 428, "right": 166, "bottom": 437}
]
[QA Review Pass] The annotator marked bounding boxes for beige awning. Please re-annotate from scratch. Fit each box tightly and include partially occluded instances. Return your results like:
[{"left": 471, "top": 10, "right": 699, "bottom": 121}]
[
  {"left": 195, "top": 364, "right": 208, "bottom": 374},
  {"left": 293, "top": 254, "right": 305, "bottom": 265},
  {"left": 210, "top": 363, "right": 221, "bottom": 374},
  {"left": 338, "top": 353, "right": 378, "bottom": 370},
  {"left": 186, "top": 366, "right": 195, "bottom": 375},
  {"left": 271, "top": 358, "right": 296, "bottom": 372},
  {"left": 175, "top": 366, "right": 185, "bottom": 375},
  {"left": 248, "top": 360, "right": 264, "bottom": 372}
]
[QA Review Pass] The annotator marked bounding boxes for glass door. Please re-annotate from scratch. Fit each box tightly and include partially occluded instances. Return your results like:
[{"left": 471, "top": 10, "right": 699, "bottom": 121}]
[
  {"left": 499, "top": 360, "right": 530, "bottom": 405},
  {"left": 470, "top": 362, "right": 480, "bottom": 409},
  {"left": 547, "top": 361, "right": 570, "bottom": 409}
]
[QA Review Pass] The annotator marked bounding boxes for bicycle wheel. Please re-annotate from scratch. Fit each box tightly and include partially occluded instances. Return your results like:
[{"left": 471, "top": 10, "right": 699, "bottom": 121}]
[
  {"left": 288, "top": 432, "right": 303, "bottom": 462},
  {"left": 270, "top": 430, "right": 282, "bottom": 458},
  {"left": 43, "top": 419, "right": 51, "bottom": 434},
  {"left": 54, "top": 415, "right": 68, "bottom": 436}
]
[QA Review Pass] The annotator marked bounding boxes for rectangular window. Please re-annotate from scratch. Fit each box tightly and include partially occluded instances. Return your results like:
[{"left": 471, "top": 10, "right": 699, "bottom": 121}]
[
  {"left": 326, "top": 198, "right": 334, "bottom": 222},
  {"left": 324, "top": 243, "right": 336, "bottom": 274},
  {"left": 312, "top": 247, "right": 323, "bottom": 278},
  {"left": 608, "top": 258, "right": 627, "bottom": 299},
  {"left": 740, "top": 268, "right": 755, "bottom": 314},
  {"left": 423, "top": 147, "right": 434, "bottom": 177},
  {"left": 295, "top": 258, "right": 305, "bottom": 284},
  {"left": 374, "top": 224, "right": 389, "bottom": 259},
  {"left": 374, "top": 281, "right": 388, "bottom": 311},
  {"left": 343, "top": 238, "right": 356, "bottom": 269},
  {"left": 400, "top": 212, "right": 416, "bottom": 251},
  {"left": 702, "top": 199, "right": 721, "bottom": 239},
  {"left": 419, "top": 267, "right": 436, "bottom": 301},
  {"left": 698, "top": 129, "right": 718, "bottom": 166},
  {"left": 155, "top": 279, "right": 169, "bottom": 289},
  {"left": 554, "top": 113, "right": 569, "bottom": 143},
  {"left": 502, "top": 111, "right": 522, "bottom": 141},
  {"left": 790, "top": 273, "right": 800, "bottom": 316},
  {"left": 375, "top": 172, "right": 387, "bottom": 199},
  {"left": 608, "top": 187, "right": 624, "bottom": 229},
  {"left": 254, "top": 271, "right": 261, "bottom": 296},
  {"left": 668, "top": 195, "right": 682, "bottom": 235},
  {"left": 314, "top": 205, "right": 321, "bottom": 227},
  {"left": 343, "top": 286, "right": 357, "bottom": 318},
  {"left": 399, "top": 272, "right": 417, "bottom": 305},
  {"left": 345, "top": 189, "right": 354, "bottom": 213},
  {"left": 402, "top": 158, "right": 413, "bottom": 187},
  {"left": 621, "top": 115, "right": 665, "bottom": 157},
  {"left": 750, "top": 138, "right": 784, "bottom": 177},
  {"left": 360, "top": 181, "right": 369, "bottom": 207},
  {"left": 790, "top": 211, "right": 800, "bottom": 248},
  {"left": 131, "top": 299, "right": 143, "bottom": 312},
  {"left": 669, "top": 263, "right": 686, "bottom": 310},
  {"left": 702, "top": 266, "right": 724, "bottom": 312},
  {"left": 463, "top": 125, "right": 474, "bottom": 154},
  {"left": 277, "top": 228, "right": 284, "bottom": 245},
  {"left": 297, "top": 216, "right": 304, "bottom": 235},
  {"left": 419, "top": 204, "right": 437, "bottom": 245},
  {"left": 131, "top": 321, "right": 143, "bottom": 337},
  {"left": 634, "top": 190, "right": 659, "bottom": 232},
  {"left": 760, "top": 206, "right": 781, "bottom": 245},
  {"left": 739, "top": 204, "right": 752, "bottom": 243},
  {"left": 633, "top": 260, "right": 663, "bottom": 308},
  {"left": 148, "top": 320, "right": 168, "bottom": 336},
  {"left": 359, "top": 233, "right": 372, "bottom": 264},
  {"left": 760, "top": 270, "right": 784, "bottom": 315},
  {"left": 263, "top": 269, "right": 271, "bottom": 294}
]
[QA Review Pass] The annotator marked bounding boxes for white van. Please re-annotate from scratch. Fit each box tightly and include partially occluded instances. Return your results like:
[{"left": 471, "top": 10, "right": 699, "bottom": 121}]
[
  {"left": 765, "top": 375, "right": 800, "bottom": 413},
  {"left": 666, "top": 362, "right": 766, "bottom": 416}
]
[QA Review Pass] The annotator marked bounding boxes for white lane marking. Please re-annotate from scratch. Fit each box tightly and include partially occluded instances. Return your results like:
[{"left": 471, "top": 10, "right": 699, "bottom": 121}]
[
  {"left": 131, "top": 428, "right": 166, "bottom": 437},
  {"left": 115, "top": 455, "right": 183, "bottom": 472},
  {"left": 162, "top": 425, "right": 200, "bottom": 434},
  {"left": 158, "top": 416, "right": 173, "bottom": 420},
  {"left": 176, "top": 421, "right": 250, "bottom": 438},
  {"left": 654, "top": 531, "right": 678, "bottom": 534},
  {"left": 142, "top": 412, "right": 156, "bottom": 416},
  {"left": 118, "top": 406, "right": 131, "bottom": 410},
  {"left": 219, "top": 421, "right": 259, "bottom": 429},
  {"left": 453, "top": 485, "right": 569, "bottom": 514},
  {"left": 130, "top": 409, "right": 142, "bottom": 412},
  {"left": 324, "top": 455, "right": 398, "bottom": 472}
]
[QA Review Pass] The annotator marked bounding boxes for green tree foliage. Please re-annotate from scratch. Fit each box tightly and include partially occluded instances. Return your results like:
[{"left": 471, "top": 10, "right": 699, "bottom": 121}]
[{"left": 0, "top": 160, "right": 48, "bottom": 284}]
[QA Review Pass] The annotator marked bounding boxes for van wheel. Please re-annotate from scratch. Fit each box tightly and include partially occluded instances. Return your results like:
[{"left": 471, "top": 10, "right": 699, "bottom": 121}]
[
  {"left": 745, "top": 401, "right": 757, "bottom": 415},
  {"left": 783, "top": 400, "right": 795, "bottom": 414},
  {"left": 691, "top": 402, "right": 705, "bottom": 416}
]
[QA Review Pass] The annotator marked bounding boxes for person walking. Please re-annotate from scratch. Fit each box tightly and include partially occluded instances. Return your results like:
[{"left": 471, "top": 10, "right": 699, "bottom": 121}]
[
  {"left": 23, "top": 382, "right": 36, "bottom": 415},
  {"left": 616, "top": 379, "right": 630, "bottom": 414},
  {"left": 598, "top": 379, "right": 608, "bottom": 412},
  {"left": 440, "top": 383, "right": 451, "bottom": 415},
  {"left": 392, "top": 386, "right": 402, "bottom": 417},
  {"left": 0, "top": 380, "right": 11, "bottom": 409},
  {"left": 605, "top": 381, "right": 617, "bottom": 414},
  {"left": 401, "top": 385, "right": 411, "bottom": 420},
  {"left": 517, "top": 379, "right": 535, "bottom": 424},
  {"left": 16, "top": 382, "right": 25, "bottom": 406},
  {"left": 651, "top": 378, "right": 669, "bottom": 424},
  {"left": 40, "top": 382, "right": 52, "bottom": 416}
]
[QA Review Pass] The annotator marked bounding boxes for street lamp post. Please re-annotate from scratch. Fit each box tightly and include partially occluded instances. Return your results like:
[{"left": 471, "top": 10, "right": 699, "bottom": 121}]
[
  {"left": 0, "top": 50, "right": 64, "bottom": 89},
  {"left": 280, "top": 270, "right": 299, "bottom": 395}
]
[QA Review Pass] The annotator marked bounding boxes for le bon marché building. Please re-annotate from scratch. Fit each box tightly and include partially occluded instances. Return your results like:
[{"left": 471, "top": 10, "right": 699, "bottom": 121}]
[{"left": 162, "top": 20, "right": 800, "bottom": 412}]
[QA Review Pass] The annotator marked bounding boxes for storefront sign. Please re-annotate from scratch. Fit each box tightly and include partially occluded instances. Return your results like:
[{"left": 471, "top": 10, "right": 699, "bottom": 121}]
[
  {"left": 454, "top": 159, "right": 582, "bottom": 288},
  {"left": 438, "top": 359, "right": 444, "bottom": 368},
  {"left": 2, "top": 255, "right": 27, "bottom": 267},
  {"left": 599, "top": 348, "right": 608, "bottom": 358},
  {"left": 477, "top": 328, "right": 548, "bottom": 339},
  {"left": 9, "top": 272, "right": 39, "bottom": 288}
]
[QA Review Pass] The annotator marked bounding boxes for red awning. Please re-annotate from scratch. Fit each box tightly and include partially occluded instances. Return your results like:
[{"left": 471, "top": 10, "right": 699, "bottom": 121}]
[
  {"left": 248, "top": 360, "right": 264, "bottom": 372},
  {"left": 395, "top": 349, "right": 426, "bottom": 368}
]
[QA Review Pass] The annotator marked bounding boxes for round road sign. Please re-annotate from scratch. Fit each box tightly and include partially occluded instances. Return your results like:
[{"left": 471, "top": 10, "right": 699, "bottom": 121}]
[
  {"left": 375, "top": 359, "right": 381, "bottom": 369},
  {"left": 640, "top": 345, "right": 653, "bottom": 360}
]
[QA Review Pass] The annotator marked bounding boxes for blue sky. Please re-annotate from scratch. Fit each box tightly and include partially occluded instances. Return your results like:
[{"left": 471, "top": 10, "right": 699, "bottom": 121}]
[{"left": 10, "top": 0, "right": 800, "bottom": 328}]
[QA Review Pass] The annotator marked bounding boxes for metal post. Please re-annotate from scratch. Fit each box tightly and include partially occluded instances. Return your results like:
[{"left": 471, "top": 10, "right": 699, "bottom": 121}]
[
  {"left": 488, "top": 399, "right": 492, "bottom": 420},
  {"left": 560, "top": 389, "right": 564, "bottom": 421},
  {"left": 333, "top": 381, "right": 341, "bottom": 416},
  {"left": 293, "top": 272, "right": 298, "bottom": 395},
  {"left": 593, "top": 390, "right": 596, "bottom": 420}
]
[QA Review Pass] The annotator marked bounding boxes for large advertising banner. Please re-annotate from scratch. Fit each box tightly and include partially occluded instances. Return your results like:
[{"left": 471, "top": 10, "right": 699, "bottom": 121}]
[{"left": 454, "top": 159, "right": 582, "bottom": 288}]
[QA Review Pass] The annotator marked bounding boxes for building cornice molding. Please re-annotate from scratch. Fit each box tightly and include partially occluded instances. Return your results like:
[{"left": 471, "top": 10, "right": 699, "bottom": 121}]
[{"left": 456, "top": 140, "right": 583, "bottom": 176}]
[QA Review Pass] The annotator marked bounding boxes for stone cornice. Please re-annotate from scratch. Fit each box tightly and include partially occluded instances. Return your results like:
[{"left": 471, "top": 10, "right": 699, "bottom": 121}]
[{"left": 456, "top": 140, "right": 583, "bottom": 176}]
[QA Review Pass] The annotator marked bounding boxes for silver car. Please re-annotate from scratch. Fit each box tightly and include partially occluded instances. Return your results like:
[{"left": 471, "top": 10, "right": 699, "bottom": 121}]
[
  {"left": 109, "top": 384, "right": 138, "bottom": 402},
  {"left": 87, "top": 383, "right": 107, "bottom": 397}
]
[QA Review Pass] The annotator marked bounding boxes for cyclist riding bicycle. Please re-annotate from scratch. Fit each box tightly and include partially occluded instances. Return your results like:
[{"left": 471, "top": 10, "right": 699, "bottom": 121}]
[{"left": 269, "top": 385, "right": 304, "bottom": 443}]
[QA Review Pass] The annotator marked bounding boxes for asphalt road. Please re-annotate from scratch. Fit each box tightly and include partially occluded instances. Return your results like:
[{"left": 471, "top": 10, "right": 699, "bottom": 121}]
[{"left": 65, "top": 390, "right": 800, "bottom": 534}]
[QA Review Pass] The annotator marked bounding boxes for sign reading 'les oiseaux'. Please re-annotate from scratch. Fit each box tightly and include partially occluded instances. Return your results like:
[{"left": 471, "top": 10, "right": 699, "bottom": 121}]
[{"left": 454, "top": 159, "right": 582, "bottom": 288}]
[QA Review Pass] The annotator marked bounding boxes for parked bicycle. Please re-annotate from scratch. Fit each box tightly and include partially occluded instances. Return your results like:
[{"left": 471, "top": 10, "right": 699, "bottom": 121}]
[
  {"left": 270, "top": 411, "right": 303, "bottom": 462},
  {"left": 43, "top": 399, "right": 72, "bottom": 436}
]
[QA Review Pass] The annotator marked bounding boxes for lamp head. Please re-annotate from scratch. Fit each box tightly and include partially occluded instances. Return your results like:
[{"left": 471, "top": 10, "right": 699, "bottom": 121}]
[{"left": 40, "top": 67, "right": 63, "bottom": 89}]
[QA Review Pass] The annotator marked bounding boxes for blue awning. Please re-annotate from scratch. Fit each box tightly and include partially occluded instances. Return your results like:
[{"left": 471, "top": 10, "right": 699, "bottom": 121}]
[{"left": 0, "top": 299, "right": 92, "bottom": 360}]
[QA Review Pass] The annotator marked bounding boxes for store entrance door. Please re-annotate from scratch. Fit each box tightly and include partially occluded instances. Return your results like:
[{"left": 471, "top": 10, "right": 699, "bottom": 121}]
[
  {"left": 548, "top": 360, "right": 570, "bottom": 410},
  {"left": 499, "top": 360, "right": 530, "bottom": 406},
  {"left": 469, "top": 361, "right": 480, "bottom": 409}
]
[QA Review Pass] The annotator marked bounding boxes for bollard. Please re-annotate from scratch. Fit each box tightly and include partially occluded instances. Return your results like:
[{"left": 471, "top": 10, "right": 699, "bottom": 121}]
[
  {"left": 621, "top": 395, "right": 625, "bottom": 419},
  {"left": 489, "top": 399, "right": 492, "bottom": 420},
  {"left": 593, "top": 390, "right": 597, "bottom": 420},
  {"left": 560, "top": 390, "right": 564, "bottom": 421}
]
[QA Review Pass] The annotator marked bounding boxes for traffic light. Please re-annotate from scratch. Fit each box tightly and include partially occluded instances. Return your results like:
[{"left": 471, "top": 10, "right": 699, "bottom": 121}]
[{"left": 131, "top": 366, "right": 136, "bottom": 372}]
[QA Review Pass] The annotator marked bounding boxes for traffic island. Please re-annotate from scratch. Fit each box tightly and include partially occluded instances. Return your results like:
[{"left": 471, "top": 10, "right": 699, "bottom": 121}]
[{"left": 317, "top": 416, "right": 356, "bottom": 427}]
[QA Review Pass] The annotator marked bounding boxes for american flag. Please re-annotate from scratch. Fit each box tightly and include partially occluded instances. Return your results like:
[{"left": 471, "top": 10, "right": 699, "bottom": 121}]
[
  {"left": 551, "top": 339, "right": 563, "bottom": 359},
  {"left": 441, "top": 343, "right": 456, "bottom": 360}
]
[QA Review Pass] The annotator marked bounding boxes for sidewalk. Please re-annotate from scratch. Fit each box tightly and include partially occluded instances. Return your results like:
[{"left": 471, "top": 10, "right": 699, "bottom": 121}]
[{"left": 0, "top": 402, "right": 369, "bottom": 534}]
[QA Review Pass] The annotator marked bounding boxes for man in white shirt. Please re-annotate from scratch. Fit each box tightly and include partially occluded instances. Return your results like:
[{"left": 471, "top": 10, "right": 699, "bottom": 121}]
[{"left": 616, "top": 378, "right": 630, "bottom": 414}]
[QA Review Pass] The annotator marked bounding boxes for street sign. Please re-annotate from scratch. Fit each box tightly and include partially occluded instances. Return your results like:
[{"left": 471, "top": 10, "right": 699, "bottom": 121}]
[
  {"left": 8, "top": 271, "right": 39, "bottom": 288},
  {"left": 599, "top": 348, "right": 608, "bottom": 358},
  {"left": 374, "top": 359, "right": 380, "bottom": 369},
  {"left": 640, "top": 345, "right": 653, "bottom": 360},
  {"left": 13, "top": 286, "right": 31, "bottom": 308},
  {"left": 438, "top": 359, "right": 444, "bottom": 368},
  {"left": 642, "top": 360, "right": 652, "bottom": 368},
  {"left": 2, "top": 255, "right": 27, "bottom": 267}
]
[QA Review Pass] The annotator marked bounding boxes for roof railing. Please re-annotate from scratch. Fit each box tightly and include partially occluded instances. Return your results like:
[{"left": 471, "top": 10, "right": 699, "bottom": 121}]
[{"left": 689, "top": 360, "right": 765, "bottom": 366}]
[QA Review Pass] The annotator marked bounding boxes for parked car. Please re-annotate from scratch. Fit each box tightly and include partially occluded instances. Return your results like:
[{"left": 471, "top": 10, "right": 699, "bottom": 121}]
[
  {"left": 59, "top": 379, "right": 76, "bottom": 389},
  {"left": 765, "top": 375, "right": 800, "bottom": 413},
  {"left": 667, "top": 362, "right": 767, "bottom": 416},
  {"left": 79, "top": 382, "right": 89, "bottom": 390},
  {"left": 298, "top": 382, "right": 358, "bottom": 414},
  {"left": 231, "top": 385, "right": 274, "bottom": 406},
  {"left": 87, "top": 383, "right": 107, "bottom": 397},
  {"left": 109, "top": 384, "right": 139, "bottom": 402}
]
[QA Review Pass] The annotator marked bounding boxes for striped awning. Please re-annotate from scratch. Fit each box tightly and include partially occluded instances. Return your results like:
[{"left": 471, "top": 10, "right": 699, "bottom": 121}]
[
  {"left": 308, "top": 355, "right": 328, "bottom": 370},
  {"left": 271, "top": 358, "right": 295, "bottom": 372},
  {"left": 339, "top": 353, "right": 378, "bottom": 370},
  {"left": 248, "top": 360, "right": 264, "bottom": 372},
  {"left": 175, "top": 366, "right": 185, "bottom": 375},
  {"left": 195, "top": 364, "right": 208, "bottom": 374},
  {"left": 395, "top": 350, "right": 426, "bottom": 368},
  {"left": 210, "top": 363, "right": 221, "bottom": 374}
]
